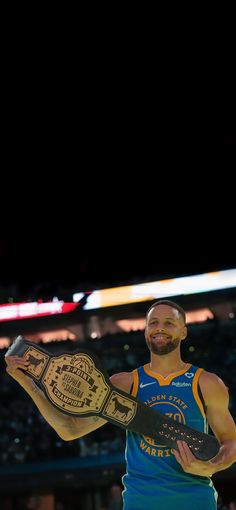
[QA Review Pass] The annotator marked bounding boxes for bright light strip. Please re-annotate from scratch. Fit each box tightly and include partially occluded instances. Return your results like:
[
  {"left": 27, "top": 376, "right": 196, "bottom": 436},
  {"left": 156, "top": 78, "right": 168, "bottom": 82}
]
[
  {"left": 72, "top": 269, "right": 236, "bottom": 310},
  {"left": 0, "top": 302, "right": 79, "bottom": 322}
]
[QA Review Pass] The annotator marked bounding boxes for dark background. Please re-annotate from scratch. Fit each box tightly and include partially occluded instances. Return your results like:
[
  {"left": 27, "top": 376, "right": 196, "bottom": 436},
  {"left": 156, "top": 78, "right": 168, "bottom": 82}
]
[{"left": 1, "top": 123, "right": 235, "bottom": 296}]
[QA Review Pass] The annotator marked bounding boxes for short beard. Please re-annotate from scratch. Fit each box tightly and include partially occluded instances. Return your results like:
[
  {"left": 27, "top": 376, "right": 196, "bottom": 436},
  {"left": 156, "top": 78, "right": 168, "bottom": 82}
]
[{"left": 146, "top": 338, "right": 181, "bottom": 355}]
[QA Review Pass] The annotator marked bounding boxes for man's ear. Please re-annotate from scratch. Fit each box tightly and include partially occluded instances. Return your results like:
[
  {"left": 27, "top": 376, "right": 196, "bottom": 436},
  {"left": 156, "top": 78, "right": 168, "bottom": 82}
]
[
  {"left": 181, "top": 326, "right": 187, "bottom": 340},
  {"left": 144, "top": 327, "right": 148, "bottom": 341}
]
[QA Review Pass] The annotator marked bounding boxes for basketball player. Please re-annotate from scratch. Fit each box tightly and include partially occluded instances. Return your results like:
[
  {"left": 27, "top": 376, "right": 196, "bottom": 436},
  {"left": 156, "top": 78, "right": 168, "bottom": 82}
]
[{"left": 5, "top": 300, "right": 236, "bottom": 510}]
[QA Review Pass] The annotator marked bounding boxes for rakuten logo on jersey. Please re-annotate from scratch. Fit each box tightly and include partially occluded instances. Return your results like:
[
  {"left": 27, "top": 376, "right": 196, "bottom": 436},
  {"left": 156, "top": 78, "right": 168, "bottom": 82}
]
[{"left": 172, "top": 382, "right": 191, "bottom": 387}]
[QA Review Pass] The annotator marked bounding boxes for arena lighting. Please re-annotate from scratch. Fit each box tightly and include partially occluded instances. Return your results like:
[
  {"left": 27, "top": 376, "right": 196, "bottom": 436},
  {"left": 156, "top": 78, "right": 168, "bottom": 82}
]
[
  {"left": 116, "top": 309, "right": 214, "bottom": 332},
  {"left": 0, "top": 301, "right": 80, "bottom": 322},
  {"left": 0, "top": 337, "right": 11, "bottom": 348},
  {"left": 26, "top": 329, "right": 77, "bottom": 343},
  {"left": 72, "top": 268, "right": 236, "bottom": 310}
]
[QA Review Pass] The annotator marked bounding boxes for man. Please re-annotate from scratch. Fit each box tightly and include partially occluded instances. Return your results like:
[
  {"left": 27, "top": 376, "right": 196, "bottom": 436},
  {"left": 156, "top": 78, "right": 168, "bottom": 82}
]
[{"left": 5, "top": 300, "right": 236, "bottom": 510}]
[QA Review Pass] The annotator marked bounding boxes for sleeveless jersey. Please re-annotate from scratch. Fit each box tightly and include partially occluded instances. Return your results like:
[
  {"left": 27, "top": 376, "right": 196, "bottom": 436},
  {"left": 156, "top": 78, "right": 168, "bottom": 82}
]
[{"left": 122, "top": 363, "right": 218, "bottom": 510}]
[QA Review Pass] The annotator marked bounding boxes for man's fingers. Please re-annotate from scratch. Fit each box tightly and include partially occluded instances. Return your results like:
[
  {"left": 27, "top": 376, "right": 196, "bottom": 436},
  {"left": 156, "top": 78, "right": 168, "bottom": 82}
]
[
  {"left": 173, "top": 449, "right": 182, "bottom": 464},
  {"left": 5, "top": 356, "right": 29, "bottom": 371},
  {"left": 5, "top": 356, "right": 28, "bottom": 364},
  {"left": 177, "top": 441, "right": 195, "bottom": 465}
]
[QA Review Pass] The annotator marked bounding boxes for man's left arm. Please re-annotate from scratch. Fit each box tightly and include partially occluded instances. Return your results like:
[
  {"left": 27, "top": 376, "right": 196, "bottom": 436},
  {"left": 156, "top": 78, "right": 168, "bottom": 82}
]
[{"left": 173, "top": 371, "right": 236, "bottom": 476}]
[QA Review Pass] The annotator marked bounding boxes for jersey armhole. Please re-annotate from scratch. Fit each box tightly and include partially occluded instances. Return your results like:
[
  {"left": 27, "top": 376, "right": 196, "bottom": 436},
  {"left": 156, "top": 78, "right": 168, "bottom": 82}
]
[
  {"left": 197, "top": 380, "right": 207, "bottom": 414},
  {"left": 192, "top": 368, "right": 206, "bottom": 418},
  {"left": 131, "top": 369, "right": 139, "bottom": 397}
]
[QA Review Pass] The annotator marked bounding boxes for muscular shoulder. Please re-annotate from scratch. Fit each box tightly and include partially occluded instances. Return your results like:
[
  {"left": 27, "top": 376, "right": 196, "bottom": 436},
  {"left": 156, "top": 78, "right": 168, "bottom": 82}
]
[
  {"left": 110, "top": 372, "right": 134, "bottom": 394},
  {"left": 199, "top": 370, "right": 229, "bottom": 407}
]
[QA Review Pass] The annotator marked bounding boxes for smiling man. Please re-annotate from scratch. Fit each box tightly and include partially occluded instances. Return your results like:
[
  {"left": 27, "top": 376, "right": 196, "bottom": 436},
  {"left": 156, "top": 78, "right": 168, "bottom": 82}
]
[{"left": 5, "top": 300, "right": 236, "bottom": 510}]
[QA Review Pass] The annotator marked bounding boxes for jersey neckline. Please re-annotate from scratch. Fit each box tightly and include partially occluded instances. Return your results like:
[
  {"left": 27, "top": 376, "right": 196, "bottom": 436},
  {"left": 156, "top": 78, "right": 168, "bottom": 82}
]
[{"left": 143, "top": 363, "right": 192, "bottom": 385}]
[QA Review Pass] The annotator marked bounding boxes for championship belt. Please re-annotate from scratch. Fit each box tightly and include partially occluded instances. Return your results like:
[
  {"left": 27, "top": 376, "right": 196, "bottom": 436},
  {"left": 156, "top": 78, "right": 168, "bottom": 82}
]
[{"left": 5, "top": 336, "right": 220, "bottom": 461}]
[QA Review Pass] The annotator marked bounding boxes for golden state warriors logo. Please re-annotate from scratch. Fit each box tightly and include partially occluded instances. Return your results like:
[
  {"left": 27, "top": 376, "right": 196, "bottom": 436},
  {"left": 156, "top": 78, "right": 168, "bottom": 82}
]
[
  {"left": 41, "top": 353, "right": 110, "bottom": 415},
  {"left": 140, "top": 395, "right": 188, "bottom": 456}
]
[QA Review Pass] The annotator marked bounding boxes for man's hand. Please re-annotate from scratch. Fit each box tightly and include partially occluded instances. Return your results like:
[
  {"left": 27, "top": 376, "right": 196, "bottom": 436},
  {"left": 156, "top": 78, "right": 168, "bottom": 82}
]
[
  {"left": 173, "top": 440, "right": 221, "bottom": 477},
  {"left": 5, "top": 355, "right": 30, "bottom": 381},
  {"left": 4, "top": 353, "right": 107, "bottom": 440}
]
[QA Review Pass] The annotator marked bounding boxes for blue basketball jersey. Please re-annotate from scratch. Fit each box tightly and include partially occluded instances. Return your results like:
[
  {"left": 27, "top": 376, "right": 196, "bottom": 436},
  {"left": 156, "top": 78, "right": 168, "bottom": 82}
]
[{"left": 122, "top": 363, "right": 218, "bottom": 510}]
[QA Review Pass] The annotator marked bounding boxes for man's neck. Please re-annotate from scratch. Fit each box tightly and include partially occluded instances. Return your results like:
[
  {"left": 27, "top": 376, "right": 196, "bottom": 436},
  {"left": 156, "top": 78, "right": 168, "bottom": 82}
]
[{"left": 149, "top": 352, "right": 186, "bottom": 377}]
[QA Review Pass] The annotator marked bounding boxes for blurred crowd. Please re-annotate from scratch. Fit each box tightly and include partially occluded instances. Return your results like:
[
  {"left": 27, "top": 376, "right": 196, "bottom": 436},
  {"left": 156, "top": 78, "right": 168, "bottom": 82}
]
[
  {"left": 0, "top": 319, "right": 235, "bottom": 508},
  {"left": 0, "top": 319, "right": 236, "bottom": 466},
  {"left": 1, "top": 487, "right": 235, "bottom": 510}
]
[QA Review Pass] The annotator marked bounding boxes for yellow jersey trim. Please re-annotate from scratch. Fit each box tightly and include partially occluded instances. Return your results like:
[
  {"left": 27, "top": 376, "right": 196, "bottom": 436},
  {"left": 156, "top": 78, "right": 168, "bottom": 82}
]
[
  {"left": 143, "top": 363, "right": 192, "bottom": 386},
  {"left": 131, "top": 369, "right": 139, "bottom": 397},
  {"left": 192, "top": 367, "right": 205, "bottom": 418}
]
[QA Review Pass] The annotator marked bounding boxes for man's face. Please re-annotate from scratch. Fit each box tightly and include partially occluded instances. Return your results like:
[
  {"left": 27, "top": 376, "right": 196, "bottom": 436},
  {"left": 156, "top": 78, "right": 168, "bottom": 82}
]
[{"left": 145, "top": 304, "right": 187, "bottom": 355}]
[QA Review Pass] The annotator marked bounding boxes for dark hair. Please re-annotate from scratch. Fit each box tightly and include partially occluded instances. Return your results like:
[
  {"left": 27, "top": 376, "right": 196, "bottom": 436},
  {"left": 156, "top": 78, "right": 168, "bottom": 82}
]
[{"left": 146, "top": 299, "right": 186, "bottom": 324}]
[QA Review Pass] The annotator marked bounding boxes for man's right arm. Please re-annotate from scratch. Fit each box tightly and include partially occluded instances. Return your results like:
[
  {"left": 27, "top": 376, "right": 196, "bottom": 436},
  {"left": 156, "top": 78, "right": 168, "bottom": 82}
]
[
  {"left": 5, "top": 356, "right": 107, "bottom": 440},
  {"left": 5, "top": 356, "right": 133, "bottom": 441}
]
